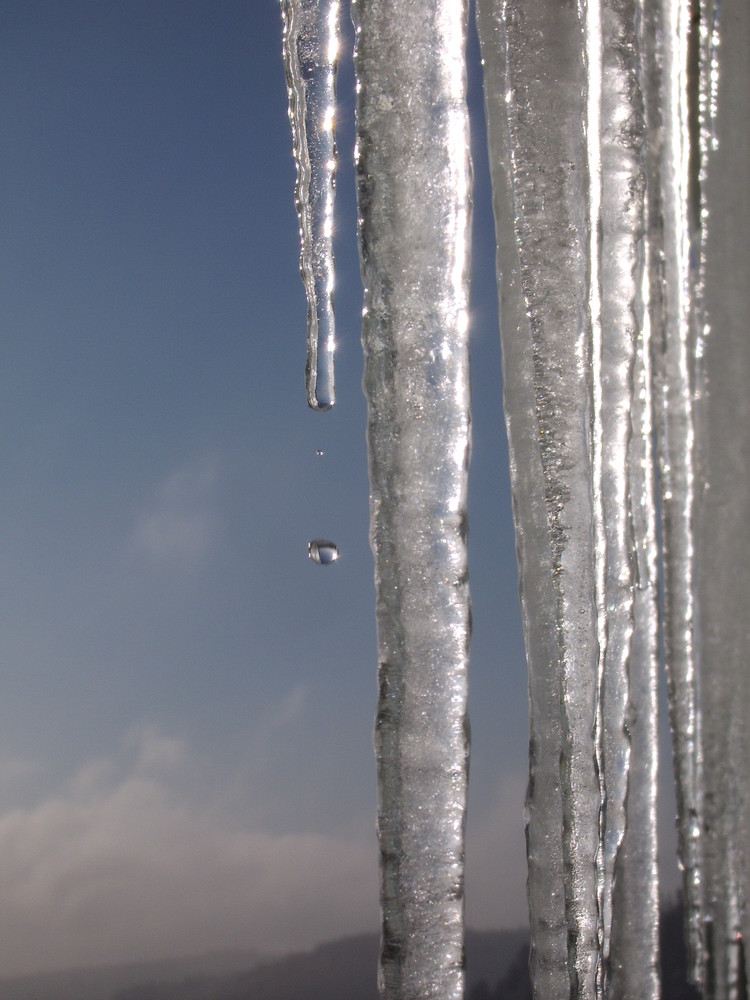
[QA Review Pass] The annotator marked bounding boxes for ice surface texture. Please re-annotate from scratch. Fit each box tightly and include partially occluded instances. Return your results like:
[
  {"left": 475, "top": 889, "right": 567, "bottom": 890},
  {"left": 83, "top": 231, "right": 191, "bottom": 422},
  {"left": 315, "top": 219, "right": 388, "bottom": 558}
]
[
  {"left": 475, "top": 0, "right": 657, "bottom": 992},
  {"left": 645, "top": 0, "right": 750, "bottom": 991},
  {"left": 280, "top": 0, "right": 748, "bottom": 996},
  {"left": 352, "top": 2, "right": 472, "bottom": 998},
  {"left": 475, "top": 1, "right": 602, "bottom": 995},
  {"left": 692, "top": 0, "right": 750, "bottom": 994},
  {"left": 644, "top": 0, "right": 705, "bottom": 976},
  {"left": 281, "top": 0, "right": 338, "bottom": 410},
  {"left": 476, "top": 0, "right": 747, "bottom": 995}
]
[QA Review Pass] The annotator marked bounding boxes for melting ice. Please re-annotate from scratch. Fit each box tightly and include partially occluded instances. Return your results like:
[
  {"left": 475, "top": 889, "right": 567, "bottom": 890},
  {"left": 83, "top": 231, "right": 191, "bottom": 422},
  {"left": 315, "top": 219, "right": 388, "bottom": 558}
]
[
  {"left": 280, "top": 0, "right": 339, "bottom": 410},
  {"left": 281, "top": 0, "right": 748, "bottom": 996}
]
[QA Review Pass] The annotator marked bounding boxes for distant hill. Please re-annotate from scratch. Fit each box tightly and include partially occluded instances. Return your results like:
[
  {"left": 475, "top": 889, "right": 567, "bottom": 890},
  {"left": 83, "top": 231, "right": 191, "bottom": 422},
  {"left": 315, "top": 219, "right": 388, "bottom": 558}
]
[
  {"left": 0, "top": 950, "right": 264, "bottom": 1000},
  {"left": 0, "top": 902, "right": 702, "bottom": 1000},
  {"left": 113, "top": 930, "right": 528, "bottom": 1000},
  {"left": 464, "top": 900, "right": 702, "bottom": 1000}
]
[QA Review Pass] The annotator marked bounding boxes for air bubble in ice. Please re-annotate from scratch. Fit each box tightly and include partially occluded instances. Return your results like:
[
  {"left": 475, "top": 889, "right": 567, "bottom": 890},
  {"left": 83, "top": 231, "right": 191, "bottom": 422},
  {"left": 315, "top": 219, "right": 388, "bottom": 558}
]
[{"left": 308, "top": 539, "right": 339, "bottom": 564}]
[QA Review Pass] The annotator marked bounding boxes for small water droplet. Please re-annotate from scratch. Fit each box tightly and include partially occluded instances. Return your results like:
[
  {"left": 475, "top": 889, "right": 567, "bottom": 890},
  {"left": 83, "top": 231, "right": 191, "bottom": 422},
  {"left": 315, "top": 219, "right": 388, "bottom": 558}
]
[
  {"left": 316, "top": 449, "right": 325, "bottom": 457},
  {"left": 308, "top": 539, "right": 339, "bottom": 565}
]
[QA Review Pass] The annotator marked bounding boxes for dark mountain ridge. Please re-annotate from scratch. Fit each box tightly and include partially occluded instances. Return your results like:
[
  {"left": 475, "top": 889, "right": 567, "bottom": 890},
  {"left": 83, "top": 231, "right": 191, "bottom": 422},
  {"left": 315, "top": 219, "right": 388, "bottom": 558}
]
[
  {"left": 113, "top": 929, "right": 528, "bottom": 1000},
  {"left": 0, "top": 949, "right": 263, "bottom": 1000},
  {"left": 0, "top": 903, "right": 699, "bottom": 1000}
]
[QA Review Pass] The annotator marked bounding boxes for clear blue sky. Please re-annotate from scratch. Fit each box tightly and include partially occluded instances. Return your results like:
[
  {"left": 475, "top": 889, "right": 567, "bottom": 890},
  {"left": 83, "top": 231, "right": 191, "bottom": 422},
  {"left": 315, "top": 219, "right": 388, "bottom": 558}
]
[{"left": 0, "top": 0, "right": 677, "bottom": 976}]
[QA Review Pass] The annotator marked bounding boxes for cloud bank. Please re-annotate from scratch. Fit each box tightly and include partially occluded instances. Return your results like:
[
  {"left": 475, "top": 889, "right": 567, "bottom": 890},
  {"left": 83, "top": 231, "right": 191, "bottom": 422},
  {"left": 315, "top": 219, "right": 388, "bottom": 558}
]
[
  {"left": 0, "top": 720, "right": 544, "bottom": 978},
  {"left": 0, "top": 726, "right": 377, "bottom": 977}
]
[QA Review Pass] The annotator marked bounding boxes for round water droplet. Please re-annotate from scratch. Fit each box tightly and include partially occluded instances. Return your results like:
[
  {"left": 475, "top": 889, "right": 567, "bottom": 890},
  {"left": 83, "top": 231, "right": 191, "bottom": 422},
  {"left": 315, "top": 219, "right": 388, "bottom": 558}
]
[{"left": 308, "top": 539, "right": 339, "bottom": 565}]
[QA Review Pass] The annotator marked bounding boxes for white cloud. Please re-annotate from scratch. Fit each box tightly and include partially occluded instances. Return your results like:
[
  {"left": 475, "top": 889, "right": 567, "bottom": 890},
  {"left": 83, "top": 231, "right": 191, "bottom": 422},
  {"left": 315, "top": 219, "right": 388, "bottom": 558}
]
[
  {"left": 129, "top": 455, "right": 221, "bottom": 566},
  {"left": 0, "top": 725, "right": 378, "bottom": 977},
  {"left": 0, "top": 757, "right": 47, "bottom": 793},
  {"left": 0, "top": 723, "right": 532, "bottom": 978}
]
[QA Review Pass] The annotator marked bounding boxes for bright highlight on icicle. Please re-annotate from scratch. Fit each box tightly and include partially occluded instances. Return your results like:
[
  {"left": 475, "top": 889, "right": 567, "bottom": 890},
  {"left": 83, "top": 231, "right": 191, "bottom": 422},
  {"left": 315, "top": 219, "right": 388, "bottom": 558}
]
[
  {"left": 692, "top": 0, "right": 750, "bottom": 994},
  {"left": 475, "top": 0, "right": 656, "bottom": 995},
  {"left": 352, "top": 2, "right": 472, "bottom": 998},
  {"left": 646, "top": 0, "right": 705, "bottom": 978},
  {"left": 475, "top": 0, "right": 745, "bottom": 994},
  {"left": 279, "top": 0, "right": 748, "bottom": 996},
  {"left": 474, "top": 1, "right": 601, "bottom": 993},
  {"left": 281, "top": 0, "right": 338, "bottom": 410}
]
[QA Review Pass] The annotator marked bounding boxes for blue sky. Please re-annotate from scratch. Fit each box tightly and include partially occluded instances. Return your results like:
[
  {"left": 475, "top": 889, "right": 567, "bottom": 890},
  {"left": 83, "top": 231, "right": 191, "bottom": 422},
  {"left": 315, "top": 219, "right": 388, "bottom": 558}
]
[{"left": 0, "top": 0, "right": 678, "bottom": 976}]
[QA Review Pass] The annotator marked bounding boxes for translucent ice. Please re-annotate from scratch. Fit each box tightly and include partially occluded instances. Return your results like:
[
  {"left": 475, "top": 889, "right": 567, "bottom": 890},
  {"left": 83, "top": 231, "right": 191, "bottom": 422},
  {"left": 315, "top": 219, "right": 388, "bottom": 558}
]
[
  {"left": 476, "top": 0, "right": 657, "bottom": 995},
  {"left": 646, "top": 0, "right": 704, "bottom": 976},
  {"left": 281, "top": 0, "right": 338, "bottom": 410},
  {"left": 693, "top": 0, "right": 750, "bottom": 993},
  {"left": 476, "top": 0, "right": 600, "bottom": 993},
  {"left": 352, "top": 1, "right": 472, "bottom": 997},
  {"left": 280, "top": 0, "right": 749, "bottom": 995}
]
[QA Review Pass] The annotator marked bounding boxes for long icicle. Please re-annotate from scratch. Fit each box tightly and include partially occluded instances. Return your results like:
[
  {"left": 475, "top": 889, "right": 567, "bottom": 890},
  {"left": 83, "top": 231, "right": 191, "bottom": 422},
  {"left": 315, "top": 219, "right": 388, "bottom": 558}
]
[
  {"left": 281, "top": 0, "right": 338, "bottom": 410},
  {"left": 277, "top": 2, "right": 750, "bottom": 997},
  {"left": 476, "top": 0, "right": 661, "bottom": 995},
  {"left": 607, "top": 4, "right": 661, "bottom": 990},
  {"left": 352, "top": 2, "right": 473, "bottom": 997},
  {"left": 596, "top": 0, "right": 649, "bottom": 985},
  {"left": 693, "top": 0, "right": 750, "bottom": 993},
  {"left": 607, "top": 170, "right": 661, "bottom": 1000},
  {"left": 647, "top": 0, "right": 705, "bottom": 977},
  {"left": 473, "top": 7, "right": 568, "bottom": 995},
  {"left": 475, "top": 2, "right": 601, "bottom": 996}
]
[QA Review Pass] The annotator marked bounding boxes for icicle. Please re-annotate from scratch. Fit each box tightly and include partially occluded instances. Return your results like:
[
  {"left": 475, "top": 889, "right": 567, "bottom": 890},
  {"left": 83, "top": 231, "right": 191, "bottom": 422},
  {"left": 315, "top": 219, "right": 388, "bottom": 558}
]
[
  {"left": 596, "top": 0, "right": 649, "bottom": 983},
  {"left": 646, "top": 0, "right": 705, "bottom": 977},
  {"left": 473, "top": 5, "right": 572, "bottom": 996},
  {"left": 693, "top": 0, "right": 750, "bottom": 994},
  {"left": 281, "top": 0, "right": 338, "bottom": 410},
  {"left": 351, "top": 2, "right": 473, "bottom": 997},
  {"left": 606, "top": 5, "right": 662, "bottom": 995},
  {"left": 608, "top": 205, "right": 661, "bottom": 1000},
  {"left": 476, "top": 0, "right": 659, "bottom": 993},
  {"left": 475, "top": 2, "right": 601, "bottom": 996},
  {"left": 278, "top": 0, "right": 747, "bottom": 995}
]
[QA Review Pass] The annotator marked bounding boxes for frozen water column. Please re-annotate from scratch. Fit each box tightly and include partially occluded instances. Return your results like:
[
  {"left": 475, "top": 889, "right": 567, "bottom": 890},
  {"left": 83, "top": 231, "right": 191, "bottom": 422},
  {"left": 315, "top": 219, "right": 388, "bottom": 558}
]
[
  {"left": 475, "top": 0, "right": 658, "bottom": 997},
  {"left": 280, "top": 0, "right": 338, "bottom": 410},
  {"left": 474, "top": 2, "right": 601, "bottom": 995},
  {"left": 694, "top": 0, "right": 750, "bottom": 993},
  {"left": 352, "top": 2, "right": 472, "bottom": 998},
  {"left": 647, "top": 0, "right": 750, "bottom": 989}
]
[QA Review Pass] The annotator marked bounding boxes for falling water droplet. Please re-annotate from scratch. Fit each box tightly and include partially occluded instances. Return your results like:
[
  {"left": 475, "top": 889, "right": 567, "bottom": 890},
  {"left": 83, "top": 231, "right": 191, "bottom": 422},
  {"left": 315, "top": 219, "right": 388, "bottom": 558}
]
[{"left": 308, "top": 539, "right": 339, "bottom": 564}]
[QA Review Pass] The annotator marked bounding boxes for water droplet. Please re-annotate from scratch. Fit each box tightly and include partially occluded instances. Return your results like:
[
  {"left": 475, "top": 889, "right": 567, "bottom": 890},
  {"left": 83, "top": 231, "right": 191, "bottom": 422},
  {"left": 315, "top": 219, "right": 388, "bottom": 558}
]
[
  {"left": 308, "top": 539, "right": 339, "bottom": 565},
  {"left": 316, "top": 449, "right": 325, "bottom": 457}
]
